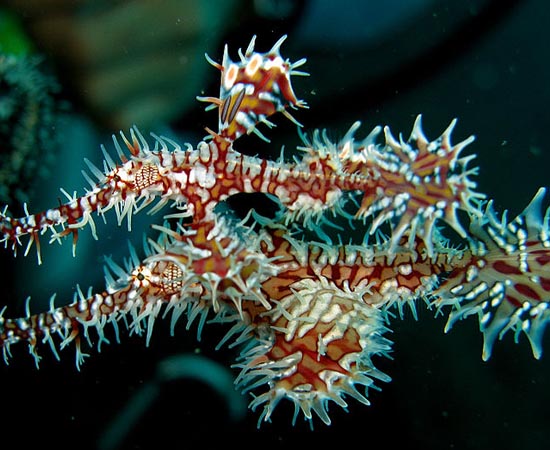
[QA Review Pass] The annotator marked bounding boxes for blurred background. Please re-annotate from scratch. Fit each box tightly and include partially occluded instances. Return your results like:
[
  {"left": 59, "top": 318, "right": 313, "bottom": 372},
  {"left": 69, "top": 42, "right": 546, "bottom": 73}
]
[{"left": 0, "top": 0, "right": 549, "bottom": 449}]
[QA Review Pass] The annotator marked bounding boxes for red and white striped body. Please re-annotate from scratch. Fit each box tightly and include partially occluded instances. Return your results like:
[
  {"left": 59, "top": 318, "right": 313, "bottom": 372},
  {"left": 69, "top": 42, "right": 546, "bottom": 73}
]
[{"left": 0, "top": 35, "right": 549, "bottom": 427}]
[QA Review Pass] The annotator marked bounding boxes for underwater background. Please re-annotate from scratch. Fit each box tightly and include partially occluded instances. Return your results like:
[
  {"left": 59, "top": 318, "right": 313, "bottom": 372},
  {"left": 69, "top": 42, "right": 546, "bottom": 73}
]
[{"left": 0, "top": 0, "right": 549, "bottom": 448}]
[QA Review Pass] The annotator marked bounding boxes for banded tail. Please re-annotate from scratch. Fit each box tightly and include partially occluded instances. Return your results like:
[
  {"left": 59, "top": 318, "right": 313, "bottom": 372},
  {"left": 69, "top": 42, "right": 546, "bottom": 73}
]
[{"left": 434, "top": 188, "right": 550, "bottom": 359}]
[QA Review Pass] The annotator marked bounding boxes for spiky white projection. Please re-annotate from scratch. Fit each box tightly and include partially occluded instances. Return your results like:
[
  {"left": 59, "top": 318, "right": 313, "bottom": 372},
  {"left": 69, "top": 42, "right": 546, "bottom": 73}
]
[{"left": 0, "top": 35, "right": 549, "bottom": 426}]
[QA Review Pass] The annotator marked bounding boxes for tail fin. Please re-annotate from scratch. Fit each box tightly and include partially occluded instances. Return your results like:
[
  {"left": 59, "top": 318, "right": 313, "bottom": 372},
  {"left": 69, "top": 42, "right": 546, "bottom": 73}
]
[
  {"left": 197, "top": 35, "right": 308, "bottom": 142},
  {"left": 434, "top": 188, "right": 550, "bottom": 360}
]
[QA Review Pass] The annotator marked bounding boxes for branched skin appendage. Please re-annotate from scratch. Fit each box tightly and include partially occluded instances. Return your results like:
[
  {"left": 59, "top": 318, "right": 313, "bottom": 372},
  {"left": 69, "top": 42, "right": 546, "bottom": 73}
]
[
  {"left": 433, "top": 187, "right": 550, "bottom": 360},
  {"left": 0, "top": 35, "right": 549, "bottom": 427}
]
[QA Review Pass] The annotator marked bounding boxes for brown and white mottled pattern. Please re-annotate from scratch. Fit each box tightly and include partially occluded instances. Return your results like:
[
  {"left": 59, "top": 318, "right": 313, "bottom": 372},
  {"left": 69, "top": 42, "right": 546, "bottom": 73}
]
[{"left": 0, "top": 36, "right": 549, "bottom": 427}]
